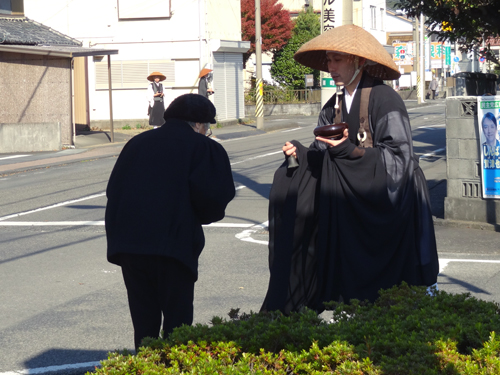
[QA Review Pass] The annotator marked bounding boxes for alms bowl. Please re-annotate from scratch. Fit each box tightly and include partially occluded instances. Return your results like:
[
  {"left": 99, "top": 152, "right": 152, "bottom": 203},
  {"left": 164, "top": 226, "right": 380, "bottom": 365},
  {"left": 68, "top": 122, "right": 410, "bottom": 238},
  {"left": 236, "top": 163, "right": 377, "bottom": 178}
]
[{"left": 313, "top": 123, "right": 348, "bottom": 140}]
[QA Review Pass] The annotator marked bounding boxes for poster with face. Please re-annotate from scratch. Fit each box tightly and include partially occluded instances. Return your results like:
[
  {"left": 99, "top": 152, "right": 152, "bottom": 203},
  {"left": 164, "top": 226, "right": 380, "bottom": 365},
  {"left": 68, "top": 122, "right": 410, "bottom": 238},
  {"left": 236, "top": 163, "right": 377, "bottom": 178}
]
[{"left": 477, "top": 96, "right": 500, "bottom": 199}]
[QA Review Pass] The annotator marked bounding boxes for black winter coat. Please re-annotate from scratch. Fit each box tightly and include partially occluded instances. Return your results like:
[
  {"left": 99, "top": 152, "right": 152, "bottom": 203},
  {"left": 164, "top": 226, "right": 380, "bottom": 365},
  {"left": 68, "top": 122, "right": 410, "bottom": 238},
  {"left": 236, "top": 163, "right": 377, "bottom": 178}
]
[{"left": 105, "top": 119, "right": 235, "bottom": 280}]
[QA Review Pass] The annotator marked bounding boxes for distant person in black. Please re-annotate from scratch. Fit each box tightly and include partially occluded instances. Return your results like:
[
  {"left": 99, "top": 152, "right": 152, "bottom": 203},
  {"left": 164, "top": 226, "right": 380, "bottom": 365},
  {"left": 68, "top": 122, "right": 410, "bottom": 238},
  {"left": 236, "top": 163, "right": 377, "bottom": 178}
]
[
  {"left": 106, "top": 94, "right": 235, "bottom": 351},
  {"left": 147, "top": 71, "right": 166, "bottom": 127}
]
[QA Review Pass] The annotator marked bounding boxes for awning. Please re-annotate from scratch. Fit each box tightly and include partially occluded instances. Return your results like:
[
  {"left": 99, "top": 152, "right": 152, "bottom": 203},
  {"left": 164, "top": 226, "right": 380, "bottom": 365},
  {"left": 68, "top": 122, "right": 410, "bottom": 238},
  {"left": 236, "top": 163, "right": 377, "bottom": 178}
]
[{"left": 0, "top": 44, "right": 118, "bottom": 57}]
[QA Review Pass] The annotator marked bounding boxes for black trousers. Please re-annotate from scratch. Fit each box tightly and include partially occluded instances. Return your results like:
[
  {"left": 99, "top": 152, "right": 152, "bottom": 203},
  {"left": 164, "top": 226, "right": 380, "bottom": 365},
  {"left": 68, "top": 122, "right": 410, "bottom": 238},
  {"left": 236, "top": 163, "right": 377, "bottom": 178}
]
[{"left": 120, "top": 254, "right": 195, "bottom": 351}]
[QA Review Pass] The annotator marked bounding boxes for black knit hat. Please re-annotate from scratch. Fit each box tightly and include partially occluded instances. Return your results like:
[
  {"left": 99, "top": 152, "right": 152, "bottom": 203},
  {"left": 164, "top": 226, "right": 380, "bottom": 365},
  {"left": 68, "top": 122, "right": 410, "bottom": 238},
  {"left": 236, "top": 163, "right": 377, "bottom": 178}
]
[{"left": 164, "top": 93, "right": 216, "bottom": 124}]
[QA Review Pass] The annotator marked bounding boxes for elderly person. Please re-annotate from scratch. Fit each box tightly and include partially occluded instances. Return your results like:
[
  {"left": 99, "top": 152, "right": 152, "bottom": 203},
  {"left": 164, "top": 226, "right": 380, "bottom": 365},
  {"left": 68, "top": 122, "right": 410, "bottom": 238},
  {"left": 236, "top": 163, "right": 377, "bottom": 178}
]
[
  {"left": 261, "top": 25, "right": 439, "bottom": 314},
  {"left": 105, "top": 94, "right": 235, "bottom": 351}
]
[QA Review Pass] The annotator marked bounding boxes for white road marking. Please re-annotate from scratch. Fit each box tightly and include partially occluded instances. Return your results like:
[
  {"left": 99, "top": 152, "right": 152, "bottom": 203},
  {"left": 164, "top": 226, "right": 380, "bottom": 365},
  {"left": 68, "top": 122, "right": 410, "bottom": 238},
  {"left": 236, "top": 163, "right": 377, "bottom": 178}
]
[
  {"left": 230, "top": 151, "right": 282, "bottom": 166},
  {"left": 0, "top": 155, "right": 29, "bottom": 161},
  {"left": 0, "top": 221, "right": 104, "bottom": 226},
  {"left": 0, "top": 193, "right": 106, "bottom": 221},
  {"left": 0, "top": 361, "right": 100, "bottom": 375},
  {"left": 235, "top": 221, "right": 268, "bottom": 245},
  {"left": 418, "top": 124, "right": 445, "bottom": 129},
  {"left": 439, "top": 258, "right": 500, "bottom": 275},
  {"left": 419, "top": 147, "right": 446, "bottom": 159},
  {"left": 281, "top": 127, "right": 302, "bottom": 132},
  {"left": 0, "top": 221, "right": 257, "bottom": 228}
]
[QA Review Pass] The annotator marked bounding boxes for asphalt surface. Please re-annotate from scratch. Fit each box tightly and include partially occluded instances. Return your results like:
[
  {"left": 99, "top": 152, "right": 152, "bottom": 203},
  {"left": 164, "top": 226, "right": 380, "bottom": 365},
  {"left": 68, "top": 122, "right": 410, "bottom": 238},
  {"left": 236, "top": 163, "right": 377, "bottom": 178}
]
[
  {"left": 1, "top": 98, "right": 499, "bottom": 238},
  {"left": 1, "top": 98, "right": 499, "bottom": 375}
]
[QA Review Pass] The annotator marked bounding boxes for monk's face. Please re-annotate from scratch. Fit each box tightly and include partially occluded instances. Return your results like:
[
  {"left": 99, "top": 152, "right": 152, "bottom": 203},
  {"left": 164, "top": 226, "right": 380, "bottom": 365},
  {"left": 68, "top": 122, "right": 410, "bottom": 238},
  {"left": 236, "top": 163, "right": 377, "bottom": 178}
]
[{"left": 326, "top": 52, "right": 359, "bottom": 86}]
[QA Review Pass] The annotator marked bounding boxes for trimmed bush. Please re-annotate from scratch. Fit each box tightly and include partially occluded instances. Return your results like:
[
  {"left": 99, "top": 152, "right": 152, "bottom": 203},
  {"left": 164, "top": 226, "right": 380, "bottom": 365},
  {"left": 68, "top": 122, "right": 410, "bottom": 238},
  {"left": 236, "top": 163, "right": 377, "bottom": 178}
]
[{"left": 88, "top": 283, "right": 500, "bottom": 374}]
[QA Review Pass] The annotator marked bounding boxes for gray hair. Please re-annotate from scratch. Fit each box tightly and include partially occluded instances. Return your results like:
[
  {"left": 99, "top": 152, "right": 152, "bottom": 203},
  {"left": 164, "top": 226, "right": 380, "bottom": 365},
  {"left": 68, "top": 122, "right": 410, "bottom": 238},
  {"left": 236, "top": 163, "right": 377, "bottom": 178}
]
[{"left": 187, "top": 121, "right": 210, "bottom": 131}]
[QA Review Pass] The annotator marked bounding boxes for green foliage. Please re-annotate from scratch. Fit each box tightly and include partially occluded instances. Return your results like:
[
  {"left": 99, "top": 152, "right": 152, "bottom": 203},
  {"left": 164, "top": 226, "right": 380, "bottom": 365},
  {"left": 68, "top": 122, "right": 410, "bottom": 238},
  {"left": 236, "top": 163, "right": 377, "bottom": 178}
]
[
  {"left": 396, "top": 0, "right": 500, "bottom": 64},
  {"left": 88, "top": 284, "right": 500, "bottom": 374},
  {"left": 121, "top": 125, "right": 131, "bottom": 130},
  {"left": 271, "top": 7, "right": 320, "bottom": 89}
]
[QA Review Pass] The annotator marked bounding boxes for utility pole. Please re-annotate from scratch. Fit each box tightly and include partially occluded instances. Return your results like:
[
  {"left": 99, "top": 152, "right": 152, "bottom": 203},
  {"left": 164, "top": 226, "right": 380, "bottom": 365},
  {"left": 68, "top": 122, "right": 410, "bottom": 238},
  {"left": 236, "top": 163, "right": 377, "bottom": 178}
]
[
  {"left": 414, "top": 16, "right": 421, "bottom": 104},
  {"left": 255, "top": 0, "right": 264, "bottom": 130},
  {"left": 419, "top": 12, "right": 426, "bottom": 103}
]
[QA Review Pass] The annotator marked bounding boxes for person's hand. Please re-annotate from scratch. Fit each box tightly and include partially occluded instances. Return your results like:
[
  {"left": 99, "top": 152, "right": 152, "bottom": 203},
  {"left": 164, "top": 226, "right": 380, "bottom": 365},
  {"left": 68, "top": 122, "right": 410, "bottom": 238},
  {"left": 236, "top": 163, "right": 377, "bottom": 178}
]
[
  {"left": 283, "top": 141, "right": 297, "bottom": 159},
  {"left": 316, "top": 128, "right": 348, "bottom": 147}
]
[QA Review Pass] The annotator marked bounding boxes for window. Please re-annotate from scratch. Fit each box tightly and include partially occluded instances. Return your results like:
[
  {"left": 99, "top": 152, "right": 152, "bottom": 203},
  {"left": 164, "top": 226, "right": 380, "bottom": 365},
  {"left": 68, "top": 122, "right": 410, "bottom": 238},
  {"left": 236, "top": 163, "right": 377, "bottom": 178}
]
[
  {"left": 370, "top": 6, "right": 376, "bottom": 29},
  {"left": 118, "top": 0, "right": 170, "bottom": 19},
  {"left": 95, "top": 60, "right": 175, "bottom": 90},
  {"left": 380, "top": 8, "right": 384, "bottom": 30},
  {"left": 0, "top": 0, "right": 24, "bottom": 15}
]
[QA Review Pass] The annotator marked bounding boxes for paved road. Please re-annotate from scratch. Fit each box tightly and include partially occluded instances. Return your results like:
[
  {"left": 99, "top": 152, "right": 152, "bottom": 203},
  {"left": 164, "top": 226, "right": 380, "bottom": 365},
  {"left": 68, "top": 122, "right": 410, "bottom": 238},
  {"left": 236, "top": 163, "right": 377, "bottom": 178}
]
[{"left": 0, "top": 101, "right": 499, "bottom": 375}]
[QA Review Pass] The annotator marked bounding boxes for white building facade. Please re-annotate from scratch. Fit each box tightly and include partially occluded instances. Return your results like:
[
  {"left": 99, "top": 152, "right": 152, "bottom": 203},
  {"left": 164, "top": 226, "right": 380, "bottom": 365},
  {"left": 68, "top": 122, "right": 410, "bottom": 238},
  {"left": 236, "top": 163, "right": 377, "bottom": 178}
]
[{"left": 23, "top": 0, "right": 249, "bottom": 127}]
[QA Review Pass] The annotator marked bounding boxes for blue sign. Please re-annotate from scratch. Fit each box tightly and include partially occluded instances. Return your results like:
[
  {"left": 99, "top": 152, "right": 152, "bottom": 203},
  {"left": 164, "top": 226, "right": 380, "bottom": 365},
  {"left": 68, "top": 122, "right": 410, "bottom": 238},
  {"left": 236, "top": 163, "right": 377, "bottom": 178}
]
[{"left": 453, "top": 56, "right": 459, "bottom": 62}]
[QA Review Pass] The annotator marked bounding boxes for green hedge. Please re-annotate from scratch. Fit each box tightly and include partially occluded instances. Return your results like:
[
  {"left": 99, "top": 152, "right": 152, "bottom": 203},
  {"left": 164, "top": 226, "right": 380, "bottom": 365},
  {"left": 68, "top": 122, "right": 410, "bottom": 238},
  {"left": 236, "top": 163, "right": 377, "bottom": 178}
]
[{"left": 88, "top": 283, "right": 500, "bottom": 374}]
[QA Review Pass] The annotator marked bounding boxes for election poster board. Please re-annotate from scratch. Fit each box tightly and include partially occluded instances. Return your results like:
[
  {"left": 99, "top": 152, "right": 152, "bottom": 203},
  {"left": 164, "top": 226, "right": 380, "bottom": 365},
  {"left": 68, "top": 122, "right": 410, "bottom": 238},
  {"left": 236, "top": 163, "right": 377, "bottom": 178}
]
[{"left": 477, "top": 96, "right": 500, "bottom": 199}]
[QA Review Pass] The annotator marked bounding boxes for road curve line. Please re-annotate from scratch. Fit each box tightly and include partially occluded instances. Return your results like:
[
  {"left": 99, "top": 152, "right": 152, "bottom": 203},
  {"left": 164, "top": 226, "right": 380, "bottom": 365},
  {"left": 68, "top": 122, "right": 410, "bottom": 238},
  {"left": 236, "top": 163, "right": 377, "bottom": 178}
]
[{"left": 235, "top": 221, "right": 269, "bottom": 245}]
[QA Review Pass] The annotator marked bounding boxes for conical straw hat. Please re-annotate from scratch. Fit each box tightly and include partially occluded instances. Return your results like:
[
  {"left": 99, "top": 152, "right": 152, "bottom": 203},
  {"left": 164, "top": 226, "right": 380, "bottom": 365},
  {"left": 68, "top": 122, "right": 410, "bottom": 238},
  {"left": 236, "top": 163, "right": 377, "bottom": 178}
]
[
  {"left": 199, "top": 68, "right": 213, "bottom": 78},
  {"left": 147, "top": 71, "right": 166, "bottom": 82},
  {"left": 294, "top": 24, "right": 400, "bottom": 81}
]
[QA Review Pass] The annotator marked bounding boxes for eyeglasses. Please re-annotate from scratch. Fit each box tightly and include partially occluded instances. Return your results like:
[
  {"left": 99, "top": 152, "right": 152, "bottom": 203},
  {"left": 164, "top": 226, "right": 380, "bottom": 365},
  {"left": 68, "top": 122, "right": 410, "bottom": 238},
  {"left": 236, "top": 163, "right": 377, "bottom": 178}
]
[{"left": 206, "top": 128, "right": 212, "bottom": 137}]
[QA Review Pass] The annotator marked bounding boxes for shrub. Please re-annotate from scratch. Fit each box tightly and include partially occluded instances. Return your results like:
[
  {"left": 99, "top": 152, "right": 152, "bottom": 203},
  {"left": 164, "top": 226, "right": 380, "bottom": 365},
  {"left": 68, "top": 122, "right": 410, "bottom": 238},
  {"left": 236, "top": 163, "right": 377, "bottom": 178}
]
[{"left": 88, "top": 283, "right": 500, "bottom": 374}]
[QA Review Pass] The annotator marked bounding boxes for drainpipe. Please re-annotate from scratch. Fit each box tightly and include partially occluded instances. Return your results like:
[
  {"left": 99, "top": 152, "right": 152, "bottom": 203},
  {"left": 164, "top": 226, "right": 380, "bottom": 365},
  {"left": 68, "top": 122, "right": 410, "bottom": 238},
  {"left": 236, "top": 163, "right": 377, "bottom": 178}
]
[{"left": 71, "top": 57, "right": 76, "bottom": 147}]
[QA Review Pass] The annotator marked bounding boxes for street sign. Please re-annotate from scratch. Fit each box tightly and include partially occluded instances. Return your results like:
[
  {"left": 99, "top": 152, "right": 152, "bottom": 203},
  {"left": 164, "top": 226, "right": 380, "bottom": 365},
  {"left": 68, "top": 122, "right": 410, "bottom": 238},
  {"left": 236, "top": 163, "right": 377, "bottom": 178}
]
[
  {"left": 305, "top": 74, "right": 314, "bottom": 87},
  {"left": 454, "top": 56, "right": 459, "bottom": 62},
  {"left": 321, "top": 77, "right": 336, "bottom": 88},
  {"left": 479, "top": 56, "right": 486, "bottom": 63}
]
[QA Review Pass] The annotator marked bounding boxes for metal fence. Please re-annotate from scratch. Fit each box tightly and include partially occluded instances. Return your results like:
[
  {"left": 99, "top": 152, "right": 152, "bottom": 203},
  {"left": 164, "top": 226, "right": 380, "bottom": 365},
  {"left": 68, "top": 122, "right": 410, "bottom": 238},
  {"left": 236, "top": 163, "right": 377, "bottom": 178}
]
[{"left": 244, "top": 88, "right": 321, "bottom": 105}]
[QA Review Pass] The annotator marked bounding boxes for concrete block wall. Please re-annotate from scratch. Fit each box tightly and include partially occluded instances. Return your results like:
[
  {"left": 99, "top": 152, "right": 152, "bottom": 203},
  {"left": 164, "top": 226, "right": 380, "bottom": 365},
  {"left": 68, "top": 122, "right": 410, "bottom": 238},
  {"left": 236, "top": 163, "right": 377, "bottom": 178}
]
[
  {"left": 0, "top": 123, "right": 61, "bottom": 152},
  {"left": 445, "top": 96, "right": 500, "bottom": 225},
  {"left": 0, "top": 52, "right": 72, "bottom": 149}
]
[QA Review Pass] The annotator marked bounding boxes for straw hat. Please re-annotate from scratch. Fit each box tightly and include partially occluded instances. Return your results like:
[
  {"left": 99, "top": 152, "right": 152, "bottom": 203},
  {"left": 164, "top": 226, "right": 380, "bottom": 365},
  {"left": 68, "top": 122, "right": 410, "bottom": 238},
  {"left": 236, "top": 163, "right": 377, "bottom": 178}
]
[
  {"left": 199, "top": 68, "right": 212, "bottom": 78},
  {"left": 294, "top": 24, "right": 400, "bottom": 81},
  {"left": 147, "top": 71, "right": 166, "bottom": 82}
]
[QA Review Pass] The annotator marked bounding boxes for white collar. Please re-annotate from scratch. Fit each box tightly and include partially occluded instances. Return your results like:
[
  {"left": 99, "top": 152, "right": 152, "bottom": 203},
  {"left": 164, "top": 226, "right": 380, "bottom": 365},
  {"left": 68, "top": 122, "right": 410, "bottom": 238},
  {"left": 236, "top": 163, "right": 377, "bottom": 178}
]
[{"left": 344, "top": 81, "right": 360, "bottom": 113}]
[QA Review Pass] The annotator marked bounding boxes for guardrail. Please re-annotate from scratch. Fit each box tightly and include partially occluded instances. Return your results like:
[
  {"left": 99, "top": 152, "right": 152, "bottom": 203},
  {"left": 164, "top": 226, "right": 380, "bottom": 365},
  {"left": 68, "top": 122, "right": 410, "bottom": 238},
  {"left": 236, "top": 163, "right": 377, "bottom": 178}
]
[{"left": 245, "top": 88, "right": 321, "bottom": 105}]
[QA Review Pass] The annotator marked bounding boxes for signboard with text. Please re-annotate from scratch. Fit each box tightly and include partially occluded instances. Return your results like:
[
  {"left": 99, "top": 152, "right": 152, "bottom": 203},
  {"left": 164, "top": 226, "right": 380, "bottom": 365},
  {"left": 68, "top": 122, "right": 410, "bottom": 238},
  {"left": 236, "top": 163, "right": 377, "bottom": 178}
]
[
  {"left": 322, "top": 0, "right": 342, "bottom": 32},
  {"left": 477, "top": 96, "right": 500, "bottom": 199},
  {"left": 430, "top": 42, "right": 451, "bottom": 68},
  {"left": 393, "top": 42, "right": 414, "bottom": 66}
]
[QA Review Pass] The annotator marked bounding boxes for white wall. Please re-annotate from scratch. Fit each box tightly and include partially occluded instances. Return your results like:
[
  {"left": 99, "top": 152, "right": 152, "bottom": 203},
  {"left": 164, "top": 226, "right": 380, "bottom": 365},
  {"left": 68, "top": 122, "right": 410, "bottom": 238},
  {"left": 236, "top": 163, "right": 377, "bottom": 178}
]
[
  {"left": 24, "top": 0, "right": 245, "bottom": 123},
  {"left": 361, "top": 0, "right": 387, "bottom": 45}
]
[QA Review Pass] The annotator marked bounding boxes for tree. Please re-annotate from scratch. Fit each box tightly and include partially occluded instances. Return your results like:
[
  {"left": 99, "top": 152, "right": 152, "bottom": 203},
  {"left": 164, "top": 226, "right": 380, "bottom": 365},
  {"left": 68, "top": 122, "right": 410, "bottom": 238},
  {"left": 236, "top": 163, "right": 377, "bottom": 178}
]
[
  {"left": 396, "top": 0, "right": 500, "bottom": 64},
  {"left": 241, "top": 0, "right": 294, "bottom": 66},
  {"left": 270, "top": 7, "right": 320, "bottom": 89}
]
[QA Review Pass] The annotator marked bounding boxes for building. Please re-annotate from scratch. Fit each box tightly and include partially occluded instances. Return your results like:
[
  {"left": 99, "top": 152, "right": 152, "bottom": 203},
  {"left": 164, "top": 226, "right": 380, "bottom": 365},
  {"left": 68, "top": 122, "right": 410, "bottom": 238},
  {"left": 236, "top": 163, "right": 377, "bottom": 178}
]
[
  {"left": 0, "top": 5, "right": 118, "bottom": 152},
  {"left": 21, "top": 0, "right": 249, "bottom": 130}
]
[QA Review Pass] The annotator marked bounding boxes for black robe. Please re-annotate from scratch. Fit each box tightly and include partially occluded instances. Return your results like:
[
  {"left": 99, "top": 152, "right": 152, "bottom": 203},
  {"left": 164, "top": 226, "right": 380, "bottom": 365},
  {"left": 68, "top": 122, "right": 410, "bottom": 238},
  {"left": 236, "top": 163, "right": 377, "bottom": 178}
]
[{"left": 261, "top": 73, "right": 439, "bottom": 314}]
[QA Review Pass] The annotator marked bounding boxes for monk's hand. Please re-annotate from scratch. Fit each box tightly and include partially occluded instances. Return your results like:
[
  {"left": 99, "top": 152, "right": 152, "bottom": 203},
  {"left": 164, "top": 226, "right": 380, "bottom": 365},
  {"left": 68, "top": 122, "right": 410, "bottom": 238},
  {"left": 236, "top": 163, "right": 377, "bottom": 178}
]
[
  {"left": 316, "top": 128, "right": 348, "bottom": 147},
  {"left": 283, "top": 141, "right": 297, "bottom": 159}
]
